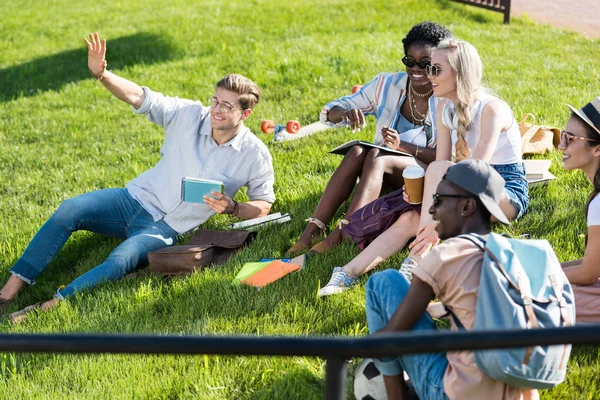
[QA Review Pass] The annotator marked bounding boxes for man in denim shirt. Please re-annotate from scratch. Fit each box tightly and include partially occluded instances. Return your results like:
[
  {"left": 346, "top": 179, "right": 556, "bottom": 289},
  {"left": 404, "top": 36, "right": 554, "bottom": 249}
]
[{"left": 1, "top": 32, "right": 275, "bottom": 320}]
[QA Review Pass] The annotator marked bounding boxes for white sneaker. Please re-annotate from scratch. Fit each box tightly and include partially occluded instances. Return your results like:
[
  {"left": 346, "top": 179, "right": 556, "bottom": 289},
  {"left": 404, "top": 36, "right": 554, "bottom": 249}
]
[{"left": 318, "top": 267, "right": 359, "bottom": 297}]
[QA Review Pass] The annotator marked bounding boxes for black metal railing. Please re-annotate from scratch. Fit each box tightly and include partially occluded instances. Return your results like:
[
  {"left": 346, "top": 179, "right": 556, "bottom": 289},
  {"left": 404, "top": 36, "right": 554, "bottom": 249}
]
[
  {"left": 1, "top": 325, "right": 599, "bottom": 399},
  {"left": 449, "top": 0, "right": 512, "bottom": 23}
]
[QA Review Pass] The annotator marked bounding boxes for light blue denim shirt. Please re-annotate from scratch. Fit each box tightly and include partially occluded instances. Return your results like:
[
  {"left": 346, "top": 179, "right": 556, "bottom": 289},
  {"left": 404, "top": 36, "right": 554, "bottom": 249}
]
[
  {"left": 320, "top": 72, "right": 439, "bottom": 148},
  {"left": 126, "top": 86, "right": 275, "bottom": 234}
]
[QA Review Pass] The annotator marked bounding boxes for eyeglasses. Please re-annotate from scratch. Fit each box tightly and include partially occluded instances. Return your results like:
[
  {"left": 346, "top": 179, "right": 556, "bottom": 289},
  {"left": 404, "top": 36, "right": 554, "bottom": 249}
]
[
  {"left": 559, "top": 130, "right": 597, "bottom": 148},
  {"left": 425, "top": 64, "right": 441, "bottom": 78},
  {"left": 402, "top": 56, "right": 431, "bottom": 70},
  {"left": 208, "top": 97, "right": 244, "bottom": 114},
  {"left": 432, "top": 193, "right": 472, "bottom": 208}
]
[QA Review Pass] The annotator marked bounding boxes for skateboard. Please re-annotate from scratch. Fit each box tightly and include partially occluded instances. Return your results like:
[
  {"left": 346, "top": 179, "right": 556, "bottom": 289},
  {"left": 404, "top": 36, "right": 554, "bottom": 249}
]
[
  {"left": 261, "top": 119, "right": 332, "bottom": 142},
  {"left": 261, "top": 85, "right": 363, "bottom": 142}
]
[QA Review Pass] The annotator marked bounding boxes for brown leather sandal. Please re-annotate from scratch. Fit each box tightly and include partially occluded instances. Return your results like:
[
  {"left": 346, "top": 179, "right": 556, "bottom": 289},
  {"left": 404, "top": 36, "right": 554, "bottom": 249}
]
[
  {"left": 308, "top": 218, "right": 349, "bottom": 254},
  {"left": 286, "top": 217, "right": 327, "bottom": 254}
]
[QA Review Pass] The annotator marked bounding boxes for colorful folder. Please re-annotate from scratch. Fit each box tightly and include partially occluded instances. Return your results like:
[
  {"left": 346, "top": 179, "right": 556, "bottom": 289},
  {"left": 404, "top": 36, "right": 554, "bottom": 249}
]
[{"left": 233, "top": 254, "right": 305, "bottom": 288}]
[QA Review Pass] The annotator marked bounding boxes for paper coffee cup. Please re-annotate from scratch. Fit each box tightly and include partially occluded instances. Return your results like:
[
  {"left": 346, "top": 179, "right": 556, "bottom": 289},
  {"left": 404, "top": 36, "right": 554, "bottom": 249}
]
[{"left": 403, "top": 166, "right": 425, "bottom": 204}]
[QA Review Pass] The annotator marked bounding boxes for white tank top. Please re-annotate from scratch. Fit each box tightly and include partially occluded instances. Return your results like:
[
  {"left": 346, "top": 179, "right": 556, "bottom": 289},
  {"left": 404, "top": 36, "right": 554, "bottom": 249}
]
[{"left": 443, "top": 93, "right": 522, "bottom": 165}]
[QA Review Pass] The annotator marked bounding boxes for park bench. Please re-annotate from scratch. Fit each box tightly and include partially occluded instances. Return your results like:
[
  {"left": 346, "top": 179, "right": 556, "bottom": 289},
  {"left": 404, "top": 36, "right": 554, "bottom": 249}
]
[{"left": 449, "top": 0, "right": 512, "bottom": 23}]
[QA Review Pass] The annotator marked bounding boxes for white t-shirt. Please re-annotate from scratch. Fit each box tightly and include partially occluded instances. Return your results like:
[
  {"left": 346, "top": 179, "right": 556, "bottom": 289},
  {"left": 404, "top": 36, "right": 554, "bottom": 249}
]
[{"left": 588, "top": 194, "right": 600, "bottom": 227}]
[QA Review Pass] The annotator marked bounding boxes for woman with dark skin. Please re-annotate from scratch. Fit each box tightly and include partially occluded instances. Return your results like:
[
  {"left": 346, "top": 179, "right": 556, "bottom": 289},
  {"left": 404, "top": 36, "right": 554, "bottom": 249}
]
[{"left": 287, "top": 22, "right": 452, "bottom": 254}]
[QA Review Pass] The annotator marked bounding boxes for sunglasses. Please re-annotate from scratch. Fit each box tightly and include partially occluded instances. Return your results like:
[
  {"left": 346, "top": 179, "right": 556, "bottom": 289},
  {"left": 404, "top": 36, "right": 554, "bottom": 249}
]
[
  {"left": 432, "top": 193, "right": 472, "bottom": 208},
  {"left": 402, "top": 56, "right": 431, "bottom": 70},
  {"left": 425, "top": 64, "right": 441, "bottom": 78},
  {"left": 560, "top": 130, "right": 597, "bottom": 148}
]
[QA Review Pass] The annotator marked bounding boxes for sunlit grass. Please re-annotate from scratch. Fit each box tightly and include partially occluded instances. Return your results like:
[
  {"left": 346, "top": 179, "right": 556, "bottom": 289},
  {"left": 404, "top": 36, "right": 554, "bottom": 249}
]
[{"left": 0, "top": 0, "right": 599, "bottom": 398}]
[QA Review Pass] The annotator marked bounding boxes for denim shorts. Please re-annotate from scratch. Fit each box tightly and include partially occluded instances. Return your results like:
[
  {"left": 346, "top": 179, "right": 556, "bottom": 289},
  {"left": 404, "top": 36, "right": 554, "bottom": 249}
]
[{"left": 492, "top": 162, "right": 529, "bottom": 219}]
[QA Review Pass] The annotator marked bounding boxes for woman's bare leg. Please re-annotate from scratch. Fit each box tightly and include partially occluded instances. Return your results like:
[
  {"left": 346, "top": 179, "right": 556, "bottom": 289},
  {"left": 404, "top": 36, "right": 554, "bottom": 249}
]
[
  {"left": 408, "top": 161, "right": 519, "bottom": 262},
  {"left": 315, "top": 151, "right": 425, "bottom": 251},
  {"left": 343, "top": 210, "right": 420, "bottom": 277},
  {"left": 407, "top": 160, "right": 453, "bottom": 261},
  {"left": 288, "top": 146, "right": 368, "bottom": 251}
]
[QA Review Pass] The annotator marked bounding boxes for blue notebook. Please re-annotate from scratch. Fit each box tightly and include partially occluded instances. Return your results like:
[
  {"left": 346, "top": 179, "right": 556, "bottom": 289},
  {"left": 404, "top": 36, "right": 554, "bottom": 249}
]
[{"left": 181, "top": 177, "right": 225, "bottom": 203}]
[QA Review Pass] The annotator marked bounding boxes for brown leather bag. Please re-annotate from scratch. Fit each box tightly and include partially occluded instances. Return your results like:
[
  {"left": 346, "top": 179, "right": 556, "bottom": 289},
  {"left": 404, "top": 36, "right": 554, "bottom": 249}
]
[
  {"left": 148, "top": 229, "right": 256, "bottom": 275},
  {"left": 519, "top": 113, "right": 561, "bottom": 155}
]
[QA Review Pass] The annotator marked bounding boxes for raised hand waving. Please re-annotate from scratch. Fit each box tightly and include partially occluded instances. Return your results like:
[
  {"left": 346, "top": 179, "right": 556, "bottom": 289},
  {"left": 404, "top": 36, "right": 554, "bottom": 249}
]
[{"left": 84, "top": 32, "right": 107, "bottom": 79}]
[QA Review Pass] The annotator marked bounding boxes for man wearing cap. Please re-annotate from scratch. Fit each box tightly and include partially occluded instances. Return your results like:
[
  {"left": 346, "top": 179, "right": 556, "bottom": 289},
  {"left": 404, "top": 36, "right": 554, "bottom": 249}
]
[{"left": 364, "top": 159, "right": 538, "bottom": 400}]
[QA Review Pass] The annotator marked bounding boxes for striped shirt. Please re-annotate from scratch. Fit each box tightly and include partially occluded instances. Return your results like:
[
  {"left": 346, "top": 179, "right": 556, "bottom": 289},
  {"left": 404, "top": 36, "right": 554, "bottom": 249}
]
[{"left": 320, "top": 72, "right": 439, "bottom": 148}]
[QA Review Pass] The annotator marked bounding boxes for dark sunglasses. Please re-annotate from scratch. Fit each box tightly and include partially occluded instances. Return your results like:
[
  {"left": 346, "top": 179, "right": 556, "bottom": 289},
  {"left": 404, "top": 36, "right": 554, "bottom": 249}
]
[
  {"left": 425, "top": 64, "right": 441, "bottom": 78},
  {"left": 402, "top": 56, "right": 431, "bottom": 70},
  {"left": 432, "top": 193, "right": 472, "bottom": 208},
  {"left": 559, "top": 130, "right": 597, "bottom": 148}
]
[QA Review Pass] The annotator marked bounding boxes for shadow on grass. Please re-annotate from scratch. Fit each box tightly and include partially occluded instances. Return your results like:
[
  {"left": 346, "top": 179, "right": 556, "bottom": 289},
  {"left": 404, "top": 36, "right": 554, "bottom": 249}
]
[
  {"left": 242, "top": 365, "right": 325, "bottom": 400},
  {"left": 0, "top": 32, "right": 184, "bottom": 102}
]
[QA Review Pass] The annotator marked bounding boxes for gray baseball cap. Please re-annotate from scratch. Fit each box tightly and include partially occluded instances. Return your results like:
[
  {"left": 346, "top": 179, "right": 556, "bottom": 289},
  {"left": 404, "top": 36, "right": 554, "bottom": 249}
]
[{"left": 443, "top": 159, "right": 510, "bottom": 225}]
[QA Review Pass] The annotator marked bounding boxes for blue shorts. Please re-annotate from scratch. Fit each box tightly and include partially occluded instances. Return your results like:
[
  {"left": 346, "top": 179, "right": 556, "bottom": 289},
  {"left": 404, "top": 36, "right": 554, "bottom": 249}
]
[{"left": 492, "top": 162, "right": 529, "bottom": 219}]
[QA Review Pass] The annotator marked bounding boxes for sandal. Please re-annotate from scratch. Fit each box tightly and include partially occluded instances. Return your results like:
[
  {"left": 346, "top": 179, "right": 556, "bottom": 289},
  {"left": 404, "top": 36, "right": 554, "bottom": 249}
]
[
  {"left": 287, "top": 217, "right": 327, "bottom": 254},
  {"left": 309, "top": 218, "right": 349, "bottom": 254}
]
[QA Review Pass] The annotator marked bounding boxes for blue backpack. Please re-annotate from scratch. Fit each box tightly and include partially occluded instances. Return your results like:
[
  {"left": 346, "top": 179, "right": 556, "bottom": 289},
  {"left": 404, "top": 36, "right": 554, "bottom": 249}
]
[{"left": 449, "top": 233, "right": 576, "bottom": 389}]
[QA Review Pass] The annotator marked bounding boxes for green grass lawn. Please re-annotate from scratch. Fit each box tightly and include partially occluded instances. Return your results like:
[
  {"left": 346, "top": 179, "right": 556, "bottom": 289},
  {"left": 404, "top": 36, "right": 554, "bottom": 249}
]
[{"left": 1, "top": 0, "right": 599, "bottom": 398}]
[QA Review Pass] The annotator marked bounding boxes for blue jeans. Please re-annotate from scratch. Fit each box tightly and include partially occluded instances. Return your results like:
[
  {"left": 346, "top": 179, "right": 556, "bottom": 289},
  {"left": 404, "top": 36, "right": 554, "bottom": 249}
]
[
  {"left": 493, "top": 162, "right": 529, "bottom": 219},
  {"left": 365, "top": 269, "right": 449, "bottom": 400},
  {"left": 10, "top": 189, "right": 178, "bottom": 299}
]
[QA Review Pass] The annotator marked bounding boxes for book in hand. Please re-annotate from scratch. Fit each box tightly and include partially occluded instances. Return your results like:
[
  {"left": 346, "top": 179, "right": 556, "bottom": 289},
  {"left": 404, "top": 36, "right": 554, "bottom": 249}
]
[
  {"left": 330, "top": 140, "right": 412, "bottom": 157},
  {"left": 523, "top": 159, "right": 556, "bottom": 186},
  {"left": 181, "top": 177, "right": 224, "bottom": 203}
]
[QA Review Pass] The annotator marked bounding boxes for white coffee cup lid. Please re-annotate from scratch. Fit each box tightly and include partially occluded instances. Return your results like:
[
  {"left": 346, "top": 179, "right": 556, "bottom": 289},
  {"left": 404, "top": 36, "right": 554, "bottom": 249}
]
[{"left": 402, "top": 165, "right": 425, "bottom": 179}]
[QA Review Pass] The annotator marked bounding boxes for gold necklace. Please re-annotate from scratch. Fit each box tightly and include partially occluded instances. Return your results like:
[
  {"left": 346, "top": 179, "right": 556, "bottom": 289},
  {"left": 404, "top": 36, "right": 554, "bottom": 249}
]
[
  {"left": 408, "top": 90, "right": 427, "bottom": 125},
  {"left": 409, "top": 80, "right": 433, "bottom": 98}
]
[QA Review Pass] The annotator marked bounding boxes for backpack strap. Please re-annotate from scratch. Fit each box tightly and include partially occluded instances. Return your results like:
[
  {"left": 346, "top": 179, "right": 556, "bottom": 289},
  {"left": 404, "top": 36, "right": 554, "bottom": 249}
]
[
  {"left": 444, "top": 234, "right": 487, "bottom": 329},
  {"left": 549, "top": 273, "right": 573, "bottom": 369},
  {"left": 456, "top": 233, "right": 486, "bottom": 249}
]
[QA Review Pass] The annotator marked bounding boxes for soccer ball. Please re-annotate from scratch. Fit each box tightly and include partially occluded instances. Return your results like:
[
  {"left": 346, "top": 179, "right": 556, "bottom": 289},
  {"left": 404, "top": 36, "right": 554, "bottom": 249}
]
[{"left": 353, "top": 358, "right": 387, "bottom": 400}]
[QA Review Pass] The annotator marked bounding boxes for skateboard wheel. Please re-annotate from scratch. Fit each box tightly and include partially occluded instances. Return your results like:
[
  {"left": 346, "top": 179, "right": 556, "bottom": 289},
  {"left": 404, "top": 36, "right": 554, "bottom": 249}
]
[
  {"left": 286, "top": 120, "right": 301, "bottom": 134},
  {"left": 261, "top": 119, "right": 275, "bottom": 134},
  {"left": 352, "top": 85, "right": 362, "bottom": 94}
]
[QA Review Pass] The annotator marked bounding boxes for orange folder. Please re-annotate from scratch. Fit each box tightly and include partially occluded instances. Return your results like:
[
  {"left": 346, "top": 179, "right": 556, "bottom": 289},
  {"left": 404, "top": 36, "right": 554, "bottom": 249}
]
[{"left": 239, "top": 260, "right": 301, "bottom": 288}]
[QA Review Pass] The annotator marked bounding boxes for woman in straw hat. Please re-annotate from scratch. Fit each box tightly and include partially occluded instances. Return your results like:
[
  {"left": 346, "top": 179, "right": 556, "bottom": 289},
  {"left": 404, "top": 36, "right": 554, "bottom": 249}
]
[{"left": 558, "top": 97, "right": 600, "bottom": 323}]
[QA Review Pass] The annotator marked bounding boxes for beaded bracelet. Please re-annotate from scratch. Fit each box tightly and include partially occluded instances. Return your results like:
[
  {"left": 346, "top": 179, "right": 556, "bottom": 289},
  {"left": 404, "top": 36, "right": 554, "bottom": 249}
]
[{"left": 88, "top": 69, "right": 104, "bottom": 82}]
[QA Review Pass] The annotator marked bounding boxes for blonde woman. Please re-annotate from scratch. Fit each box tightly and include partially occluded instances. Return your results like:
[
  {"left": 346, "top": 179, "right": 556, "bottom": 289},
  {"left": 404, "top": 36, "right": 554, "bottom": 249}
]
[{"left": 401, "top": 38, "right": 529, "bottom": 272}]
